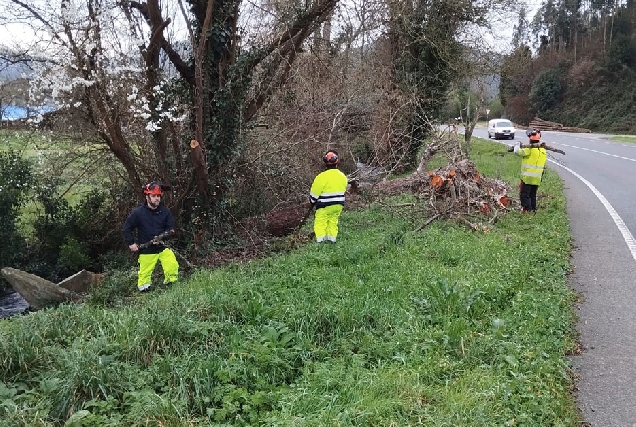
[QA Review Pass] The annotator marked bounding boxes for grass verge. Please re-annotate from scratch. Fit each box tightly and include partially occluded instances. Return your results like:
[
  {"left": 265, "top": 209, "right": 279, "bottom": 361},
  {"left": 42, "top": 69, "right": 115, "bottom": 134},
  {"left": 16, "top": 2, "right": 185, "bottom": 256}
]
[
  {"left": 0, "top": 139, "right": 580, "bottom": 426},
  {"left": 609, "top": 135, "right": 636, "bottom": 144}
]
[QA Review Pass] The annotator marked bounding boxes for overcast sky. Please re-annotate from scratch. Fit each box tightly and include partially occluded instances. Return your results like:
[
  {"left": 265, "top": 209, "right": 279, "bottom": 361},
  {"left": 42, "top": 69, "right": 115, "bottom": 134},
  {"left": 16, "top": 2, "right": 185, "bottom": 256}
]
[{"left": 0, "top": 0, "right": 547, "bottom": 55}]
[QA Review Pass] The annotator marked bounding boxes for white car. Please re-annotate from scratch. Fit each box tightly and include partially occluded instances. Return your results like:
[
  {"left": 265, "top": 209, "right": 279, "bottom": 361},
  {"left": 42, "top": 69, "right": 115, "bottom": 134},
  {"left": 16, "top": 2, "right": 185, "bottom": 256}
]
[{"left": 487, "top": 119, "right": 515, "bottom": 140}]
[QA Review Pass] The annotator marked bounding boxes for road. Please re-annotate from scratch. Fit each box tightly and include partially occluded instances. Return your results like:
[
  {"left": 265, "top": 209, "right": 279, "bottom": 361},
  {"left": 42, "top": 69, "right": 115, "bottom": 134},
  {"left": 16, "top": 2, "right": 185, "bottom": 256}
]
[{"left": 472, "top": 127, "right": 636, "bottom": 426}]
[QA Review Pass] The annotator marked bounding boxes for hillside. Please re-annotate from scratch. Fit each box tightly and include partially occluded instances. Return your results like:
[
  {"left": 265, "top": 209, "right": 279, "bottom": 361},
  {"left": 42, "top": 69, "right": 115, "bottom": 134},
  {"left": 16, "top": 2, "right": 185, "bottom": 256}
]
[
  {"left": 498, "top": 0, "right": 636, "bottom": 134},
  {"left": 556, "top": 67, "right": 636, "bottom": 134}
]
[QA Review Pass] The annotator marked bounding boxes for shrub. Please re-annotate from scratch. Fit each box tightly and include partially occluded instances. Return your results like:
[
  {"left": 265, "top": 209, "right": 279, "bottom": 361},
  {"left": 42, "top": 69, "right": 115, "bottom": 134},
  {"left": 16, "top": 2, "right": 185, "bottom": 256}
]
[
  {"left": 0, "top": 150, "right": 33, "bottom": 292},
  {"left": 59, "top": 237, "right": 92, "bottom": 272},
  {"left": 28, "top": 185, "right": 124, "bottom": 281}
]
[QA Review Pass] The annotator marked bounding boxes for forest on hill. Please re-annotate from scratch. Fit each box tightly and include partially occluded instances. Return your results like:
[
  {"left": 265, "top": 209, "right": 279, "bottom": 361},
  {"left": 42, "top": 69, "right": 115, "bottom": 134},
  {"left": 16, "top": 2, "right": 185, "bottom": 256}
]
[{"left": 500, "top": 0, "right": 636, "bottom": 133}]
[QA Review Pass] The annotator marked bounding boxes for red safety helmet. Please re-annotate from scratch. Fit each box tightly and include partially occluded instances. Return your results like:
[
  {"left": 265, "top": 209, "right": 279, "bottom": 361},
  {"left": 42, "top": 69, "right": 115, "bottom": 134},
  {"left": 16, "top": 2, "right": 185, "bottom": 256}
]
[
  {"left": 323, "top": 150, "right": 339, "bottom": 165},
  {"left": 142, "top": 181, "right": 163, "bottom": 195}
]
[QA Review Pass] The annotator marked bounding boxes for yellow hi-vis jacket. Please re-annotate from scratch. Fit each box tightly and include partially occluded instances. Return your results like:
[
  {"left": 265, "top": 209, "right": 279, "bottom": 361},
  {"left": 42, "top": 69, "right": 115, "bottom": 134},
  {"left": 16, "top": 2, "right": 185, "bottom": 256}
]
[
  {"left": 514, "top": 144, "right": 547, "bottom": 185},
  {"left": 309, "top": 168, "right": 348, "bottom": 209}
]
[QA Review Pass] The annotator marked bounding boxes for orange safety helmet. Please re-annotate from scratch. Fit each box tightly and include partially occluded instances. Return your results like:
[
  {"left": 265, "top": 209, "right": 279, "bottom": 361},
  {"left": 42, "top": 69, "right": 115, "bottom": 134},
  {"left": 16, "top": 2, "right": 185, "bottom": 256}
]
[
  {"left": 142, "top": 181, "right": 163, "bottom": 195},
  {"left": 528, "top": 129, "right": 541, "bottom": 141},
  {"left": 323, "top": 150, "right": 339, "bottom": 165}
]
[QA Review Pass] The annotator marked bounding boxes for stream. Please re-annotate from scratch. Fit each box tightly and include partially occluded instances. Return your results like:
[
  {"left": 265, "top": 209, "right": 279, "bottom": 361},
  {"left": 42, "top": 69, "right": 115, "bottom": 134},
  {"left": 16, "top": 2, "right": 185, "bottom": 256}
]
[{"left": 0, "top": 290, "right": 30, "bottom": 319}]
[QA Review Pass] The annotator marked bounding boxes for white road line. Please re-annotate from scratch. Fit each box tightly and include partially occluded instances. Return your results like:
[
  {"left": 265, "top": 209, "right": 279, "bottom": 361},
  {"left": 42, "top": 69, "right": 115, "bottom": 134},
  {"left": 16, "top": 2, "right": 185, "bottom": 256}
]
[
  {"left": 557, "top": 144, "right": 636, "bottom": 162},
  {"left": 549, "top": 159, "right": 636, "bottom": 261}
]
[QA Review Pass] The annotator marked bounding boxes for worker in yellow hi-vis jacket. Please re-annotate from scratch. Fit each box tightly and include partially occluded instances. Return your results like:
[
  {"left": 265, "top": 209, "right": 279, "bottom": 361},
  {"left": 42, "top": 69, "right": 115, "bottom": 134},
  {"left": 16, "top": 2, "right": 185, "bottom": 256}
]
[
  {"left": 513, "top": 130, "right": 547, "bottom": 213},
  {"left": 309, "top": 150, "right": 348, "bottom": 243}
]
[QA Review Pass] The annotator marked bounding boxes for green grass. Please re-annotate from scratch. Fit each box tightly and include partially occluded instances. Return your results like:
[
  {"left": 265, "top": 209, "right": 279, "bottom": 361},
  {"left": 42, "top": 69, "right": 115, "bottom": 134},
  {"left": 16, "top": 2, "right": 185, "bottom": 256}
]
[
  {"left": 610, "top": 135, "right": 636, "bottom": 144},
  {"left": 0, "top": 129, "right": 53, "bottom": 154},
  {"left": 0, "top": 139, "right": 580, "bottom": 426},
  {"left": 0, "top": 129, "right": 113, "bottom": 188},
  {"left": 0, "top": 129, "right": 117, "bottom": 237}
]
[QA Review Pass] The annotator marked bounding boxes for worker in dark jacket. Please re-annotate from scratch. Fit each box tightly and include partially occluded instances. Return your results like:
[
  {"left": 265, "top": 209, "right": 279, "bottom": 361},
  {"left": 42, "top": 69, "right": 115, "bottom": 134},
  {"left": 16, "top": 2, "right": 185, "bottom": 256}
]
[
  {"left": 309, "top": 150, "right": 348, "bottom": 243},
  {"left": 122, "top": 182, "right": 178, "bottom": 292}
]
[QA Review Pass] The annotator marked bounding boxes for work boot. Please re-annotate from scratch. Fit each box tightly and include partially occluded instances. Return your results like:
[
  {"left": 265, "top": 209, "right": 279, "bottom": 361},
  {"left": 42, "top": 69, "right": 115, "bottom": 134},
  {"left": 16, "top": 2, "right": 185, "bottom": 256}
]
[{"left": 138, "top": 283, "right": 152, "bottom": 292}]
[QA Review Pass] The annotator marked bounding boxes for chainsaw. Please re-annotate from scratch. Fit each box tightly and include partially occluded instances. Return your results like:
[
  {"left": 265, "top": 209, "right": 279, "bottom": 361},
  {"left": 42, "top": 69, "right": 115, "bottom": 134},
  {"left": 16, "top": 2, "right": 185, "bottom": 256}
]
[
  {"left": 137, "top": 230, "right": 174, "bottom": 249},
  {"left": 136, "top": 230, "right": 195, "bottom": 269}
]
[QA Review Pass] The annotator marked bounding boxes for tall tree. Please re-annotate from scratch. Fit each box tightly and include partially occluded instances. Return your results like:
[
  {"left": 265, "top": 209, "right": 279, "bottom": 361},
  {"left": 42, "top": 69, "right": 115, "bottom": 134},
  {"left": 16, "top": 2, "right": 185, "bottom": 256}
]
[
  {"left": 512, "top": 6, "right": 532, "bottom": 48},
  {"left": 3, "top": 0, "right": 339, "bottom": 233},
  {"left": 499, "top": 45, "right": 533, "bottom": 123}
]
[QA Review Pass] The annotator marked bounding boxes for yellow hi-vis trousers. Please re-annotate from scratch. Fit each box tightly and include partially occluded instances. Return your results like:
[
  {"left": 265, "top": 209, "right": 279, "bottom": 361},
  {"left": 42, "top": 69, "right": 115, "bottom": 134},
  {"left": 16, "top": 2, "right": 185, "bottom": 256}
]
[
  {"left": 137, "top": 248, "right": 179, "bottom": 288},
  {"left": 314, "top": 205, "right": 343, "bottom": 242}
]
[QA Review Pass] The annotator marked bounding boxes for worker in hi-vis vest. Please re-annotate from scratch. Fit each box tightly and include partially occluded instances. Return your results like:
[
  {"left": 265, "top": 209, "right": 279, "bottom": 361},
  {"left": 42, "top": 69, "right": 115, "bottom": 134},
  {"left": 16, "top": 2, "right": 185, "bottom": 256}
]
[
  {"left": 513, "top": 130, "right": 547, "bottom": 213},
  {"left": 309, "top": 150, "right": 348, "bottom": 243}
]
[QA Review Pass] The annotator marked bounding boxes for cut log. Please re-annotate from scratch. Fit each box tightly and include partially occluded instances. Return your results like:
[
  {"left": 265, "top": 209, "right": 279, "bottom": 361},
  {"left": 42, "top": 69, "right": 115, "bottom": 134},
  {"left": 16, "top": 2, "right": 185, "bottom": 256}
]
[
  {"left": 429, "top": 174, "right": 444, "bottom": 188},
  {"left": 528, "top": 117, "right": 591, "bottom": 133},
  {"left": 508, "top": 142, "right": 565, "bottom": 155}
]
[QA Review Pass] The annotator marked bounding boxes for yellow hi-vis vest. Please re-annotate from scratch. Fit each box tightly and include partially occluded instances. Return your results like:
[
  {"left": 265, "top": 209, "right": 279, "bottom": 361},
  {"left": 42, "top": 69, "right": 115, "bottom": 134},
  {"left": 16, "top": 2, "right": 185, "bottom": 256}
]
[
  {"left": 309, "top": 168, "right": 348, "bottom": 208},
  {"left": 515, "top": 145, "right": 547, "bottom": 185}
]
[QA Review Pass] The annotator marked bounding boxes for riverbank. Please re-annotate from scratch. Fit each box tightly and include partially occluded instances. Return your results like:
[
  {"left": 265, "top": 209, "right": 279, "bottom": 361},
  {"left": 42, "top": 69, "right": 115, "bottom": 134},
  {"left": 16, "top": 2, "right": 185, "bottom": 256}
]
[{"left": 0, "top": 290, "right": 29, "bottom": 319}]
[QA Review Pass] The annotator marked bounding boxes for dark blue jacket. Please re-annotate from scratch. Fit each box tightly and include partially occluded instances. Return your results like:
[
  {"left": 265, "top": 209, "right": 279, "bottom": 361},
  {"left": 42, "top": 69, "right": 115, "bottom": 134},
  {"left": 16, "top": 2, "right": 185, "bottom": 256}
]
[{"left": 122, "top": 203, "right": 175, "bottom": 254}]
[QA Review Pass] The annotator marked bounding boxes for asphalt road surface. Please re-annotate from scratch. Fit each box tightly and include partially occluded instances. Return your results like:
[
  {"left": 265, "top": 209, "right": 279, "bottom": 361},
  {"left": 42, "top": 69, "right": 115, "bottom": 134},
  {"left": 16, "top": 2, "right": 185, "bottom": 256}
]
[{"left": 472, "top": 127, "right": 636, "bottom": 426}]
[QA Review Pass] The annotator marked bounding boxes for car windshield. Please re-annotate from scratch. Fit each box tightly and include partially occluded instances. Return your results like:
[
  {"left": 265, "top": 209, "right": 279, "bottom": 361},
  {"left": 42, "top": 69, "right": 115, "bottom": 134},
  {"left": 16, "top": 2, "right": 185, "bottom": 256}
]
[{"left": 496, "top": 121, "right": 513, "bottom": 127}]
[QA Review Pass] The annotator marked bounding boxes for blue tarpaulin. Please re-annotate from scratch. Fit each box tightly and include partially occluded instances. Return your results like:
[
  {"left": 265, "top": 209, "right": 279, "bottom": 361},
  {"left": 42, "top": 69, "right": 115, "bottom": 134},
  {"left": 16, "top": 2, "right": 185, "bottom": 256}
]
[{"left": 1, "top": 105, "right": 54, "bottom": 121}]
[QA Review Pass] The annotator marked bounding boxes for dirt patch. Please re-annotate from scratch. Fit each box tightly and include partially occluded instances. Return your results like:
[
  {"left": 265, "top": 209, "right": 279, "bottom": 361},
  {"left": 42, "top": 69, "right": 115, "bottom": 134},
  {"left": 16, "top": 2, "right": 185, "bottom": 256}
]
[
  {"left": 264, "top": 204, "right": 312, "bottom": 237},
  {"left": 192, "top": 212, "right": 314, "bottom": 268}
]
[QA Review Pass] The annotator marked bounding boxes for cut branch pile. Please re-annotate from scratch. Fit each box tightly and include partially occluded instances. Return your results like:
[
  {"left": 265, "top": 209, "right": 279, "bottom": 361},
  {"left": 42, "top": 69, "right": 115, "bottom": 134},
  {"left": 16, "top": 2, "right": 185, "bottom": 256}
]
[
  {"left": 425, "top": 159, "right": 512, "bottom": 214},
  {"left": 371, "top": 158, "right": 514, "bottom": 231},
  {"left": 258, "top": 127, "right": 518, "bottom": 237},
  {"left": 529, "top": 117, "right": 591, "bottom": 133}
]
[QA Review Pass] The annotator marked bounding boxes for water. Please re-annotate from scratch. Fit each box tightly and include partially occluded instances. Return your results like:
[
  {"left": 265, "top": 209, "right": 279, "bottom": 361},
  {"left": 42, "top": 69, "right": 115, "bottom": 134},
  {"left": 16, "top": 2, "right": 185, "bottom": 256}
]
[{"left": 0, "top": 290, "right": 30, "bottom": 319}]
